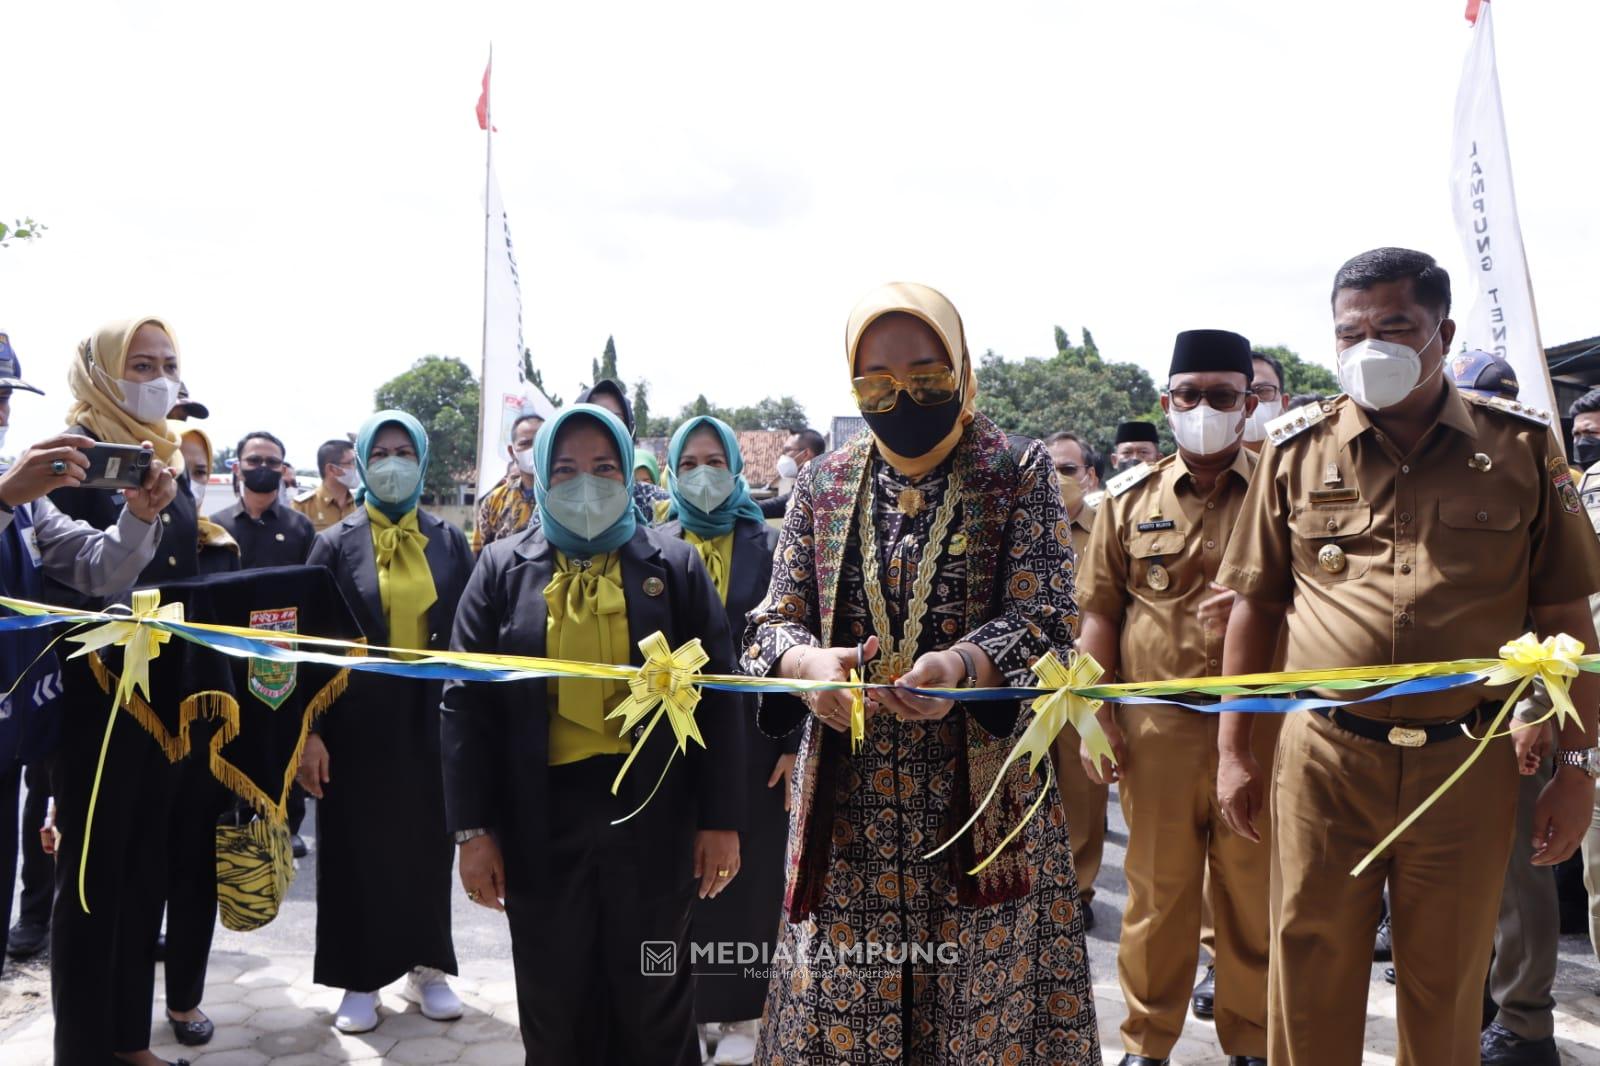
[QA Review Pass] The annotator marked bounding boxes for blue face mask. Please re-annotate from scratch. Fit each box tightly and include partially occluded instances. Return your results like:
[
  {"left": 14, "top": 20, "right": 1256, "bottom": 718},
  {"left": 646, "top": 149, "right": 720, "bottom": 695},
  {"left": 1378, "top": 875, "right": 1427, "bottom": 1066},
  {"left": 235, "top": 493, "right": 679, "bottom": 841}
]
[
  {"left": 543, "top": 473, "right": 630, "bottom": 540},
  {"left": 365, "top": 456, "right": 422, "bottom": 505}
]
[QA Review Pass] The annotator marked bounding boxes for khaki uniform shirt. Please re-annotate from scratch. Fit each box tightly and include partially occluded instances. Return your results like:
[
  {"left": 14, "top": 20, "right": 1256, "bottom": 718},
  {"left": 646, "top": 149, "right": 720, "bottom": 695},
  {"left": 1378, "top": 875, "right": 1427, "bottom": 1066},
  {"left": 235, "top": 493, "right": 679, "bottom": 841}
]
[
  {"left": 1067, "top": 503, "right": 1096, "bottom": 638},
  {"left": 1078, "top": 448, "right": 1256, "bottom": 683},
  {"left": 291, "top": 485, "right": 357, "bottom": 533},
  {"left": 1219, "top": 387, "right": 1600, "bottom": 721}
]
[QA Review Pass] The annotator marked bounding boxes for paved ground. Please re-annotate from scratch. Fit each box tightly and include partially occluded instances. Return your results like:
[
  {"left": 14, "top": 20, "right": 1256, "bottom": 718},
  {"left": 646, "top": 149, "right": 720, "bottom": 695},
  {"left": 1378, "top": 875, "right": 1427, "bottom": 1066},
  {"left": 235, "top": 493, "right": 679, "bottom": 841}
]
[{"left": 5, "top": 793, "right": 1600, "bottom": 1063}]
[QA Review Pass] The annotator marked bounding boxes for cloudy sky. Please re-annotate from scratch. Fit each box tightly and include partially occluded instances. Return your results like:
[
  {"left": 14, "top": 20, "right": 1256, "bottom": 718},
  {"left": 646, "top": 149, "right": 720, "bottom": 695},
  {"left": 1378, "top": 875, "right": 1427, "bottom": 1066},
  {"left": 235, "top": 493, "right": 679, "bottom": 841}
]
[{"left": 2, "top": 0, "right": 1595, "bottom": 470}]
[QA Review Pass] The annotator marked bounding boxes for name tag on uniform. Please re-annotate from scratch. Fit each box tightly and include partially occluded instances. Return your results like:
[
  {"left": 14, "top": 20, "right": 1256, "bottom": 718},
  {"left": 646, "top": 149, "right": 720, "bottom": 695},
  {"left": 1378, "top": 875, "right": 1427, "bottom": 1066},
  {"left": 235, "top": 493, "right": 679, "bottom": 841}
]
[
  {"left": 1308, "top": 488, "right": 1359, "bottom": 505},
  {"left": 1136, "top": 519, "right": 1176, "bottom": 532}
]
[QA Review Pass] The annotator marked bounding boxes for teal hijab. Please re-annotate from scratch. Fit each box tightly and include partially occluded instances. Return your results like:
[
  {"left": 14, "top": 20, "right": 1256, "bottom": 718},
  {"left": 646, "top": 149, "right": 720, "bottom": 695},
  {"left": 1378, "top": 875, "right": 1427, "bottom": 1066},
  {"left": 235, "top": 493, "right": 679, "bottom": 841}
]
[
  {"left": 665, "top": 416, "right": 766, "bottom": 538},
  {"left": 356, "top": 409, "right": 429, "bottom": 521},
  {"left": 534, "top": 403, "right": 638, "bottom": 557}
]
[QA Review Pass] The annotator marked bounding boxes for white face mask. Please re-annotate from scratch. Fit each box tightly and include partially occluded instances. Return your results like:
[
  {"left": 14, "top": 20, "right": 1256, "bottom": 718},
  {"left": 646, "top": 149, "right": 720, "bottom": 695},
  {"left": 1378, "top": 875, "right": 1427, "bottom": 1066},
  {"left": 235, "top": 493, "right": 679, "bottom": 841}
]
[
  {"left": 191, "top": 478, "right": 207, "bottom": 510},
  {"left": 1336, "top": 322, "right": 1443, "bottom": 412},
  {"left": 513, "top": 448, "right": 538, "bottom": 476},
  {"left": 1167, "top": 403, "right": 1244, "bottom": 457},
  {"left": 543, "top": 472, "right": 631, "bottom": 540},
  {"left": 336, "top": 466, "right": 361, "bottom": 492},
  {"left": 365, "top": 456, "right": 422, "bottom": 504},
  {"left": 116, "top": 376, "right": 181, "bottom": 424},
  {"left": 775, "top": 454, "right": 799, "bottom": 480},
  {"left": 1242, "top": 399, "right": 1285, "bottom": 443},
  {"left": 677, "top": 464, "right": 735, "bottom": 514},
  {"left": 0, "top": 425, "right": 8, "bottom": 455}
]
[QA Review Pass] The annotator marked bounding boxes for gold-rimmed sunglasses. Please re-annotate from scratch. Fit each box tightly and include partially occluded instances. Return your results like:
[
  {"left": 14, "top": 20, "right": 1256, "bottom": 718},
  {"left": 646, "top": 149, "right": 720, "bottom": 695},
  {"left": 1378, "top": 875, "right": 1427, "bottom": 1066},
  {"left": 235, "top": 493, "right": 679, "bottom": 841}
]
[{"left": 850, "top": 368, "right": 961, "bottom": 414}]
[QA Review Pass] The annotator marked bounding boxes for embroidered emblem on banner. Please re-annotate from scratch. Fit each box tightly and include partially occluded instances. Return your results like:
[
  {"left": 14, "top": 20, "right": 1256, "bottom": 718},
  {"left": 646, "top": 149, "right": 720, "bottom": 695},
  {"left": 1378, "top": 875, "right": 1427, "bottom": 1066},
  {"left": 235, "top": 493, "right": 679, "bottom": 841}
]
[
  {"left": 1550, "top": 457, "right": 1582, "bottom": 516},
  {"left": 247, "top": 607, "right": 299, "bottom": 709}
]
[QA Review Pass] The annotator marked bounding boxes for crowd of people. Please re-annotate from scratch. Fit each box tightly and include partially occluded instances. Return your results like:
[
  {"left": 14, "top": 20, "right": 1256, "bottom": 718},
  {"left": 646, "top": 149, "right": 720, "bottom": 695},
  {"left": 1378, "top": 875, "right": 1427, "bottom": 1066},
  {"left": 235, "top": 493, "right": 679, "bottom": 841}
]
[{"left": 1, "top": 244, "right": 1599, "bottom": 1066}]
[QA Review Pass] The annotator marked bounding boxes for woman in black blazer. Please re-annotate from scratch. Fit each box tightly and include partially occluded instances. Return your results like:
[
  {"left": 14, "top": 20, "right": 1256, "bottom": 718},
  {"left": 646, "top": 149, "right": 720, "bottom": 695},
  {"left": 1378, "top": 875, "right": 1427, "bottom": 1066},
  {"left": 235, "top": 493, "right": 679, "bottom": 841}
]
[
  {"left": 442, "top": 403, "right": 744, "bottom": 1066},
  {"left": 656, "top": 415, "right": 798, "bottom": 1063},
  {"left": 297, "top": 410, "right": 473, "bottom": 1035}
]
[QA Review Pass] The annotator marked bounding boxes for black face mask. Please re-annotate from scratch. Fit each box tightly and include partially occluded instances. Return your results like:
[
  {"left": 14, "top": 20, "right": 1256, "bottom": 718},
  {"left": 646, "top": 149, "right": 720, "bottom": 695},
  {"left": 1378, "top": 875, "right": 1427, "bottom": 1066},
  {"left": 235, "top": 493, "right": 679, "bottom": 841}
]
[
  {"left": 860, "top": 393, "right": 963, "bottom": 460},
  {"left": 241, "top": 466, "right": 283, "bottom": 495},
  {"left": 1574, "top": 437, "right": 1600, "bottom": 469}
]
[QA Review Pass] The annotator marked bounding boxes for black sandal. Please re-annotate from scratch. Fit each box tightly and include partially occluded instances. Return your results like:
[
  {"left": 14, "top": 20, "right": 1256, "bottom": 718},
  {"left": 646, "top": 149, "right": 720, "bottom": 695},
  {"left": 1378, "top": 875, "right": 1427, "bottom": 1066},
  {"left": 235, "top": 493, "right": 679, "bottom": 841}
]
[{"left": 167, "top": 1008, "right": 215, "bottom": 1046}]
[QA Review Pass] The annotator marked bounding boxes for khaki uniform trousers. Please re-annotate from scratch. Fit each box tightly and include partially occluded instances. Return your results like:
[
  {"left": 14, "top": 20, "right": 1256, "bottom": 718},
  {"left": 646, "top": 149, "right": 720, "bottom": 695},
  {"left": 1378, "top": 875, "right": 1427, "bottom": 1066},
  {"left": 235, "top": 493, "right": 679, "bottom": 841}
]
[
  {"left": 1053, "top": 721, "right": 1109, "bottom": 905},
  {"left": 1269, "top": 710, "right": 1518, "bottom": 1065},
  {"left": 1116, "top": 705, "right": 1278, "bottom": 1059}
]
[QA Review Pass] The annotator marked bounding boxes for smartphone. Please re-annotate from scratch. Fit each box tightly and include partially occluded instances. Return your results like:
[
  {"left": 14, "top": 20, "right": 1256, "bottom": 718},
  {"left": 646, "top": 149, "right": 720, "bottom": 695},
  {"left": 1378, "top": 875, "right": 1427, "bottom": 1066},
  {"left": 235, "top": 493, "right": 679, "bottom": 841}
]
[{"left": 82, "top": 443, "right": 153, "bottom": 490}]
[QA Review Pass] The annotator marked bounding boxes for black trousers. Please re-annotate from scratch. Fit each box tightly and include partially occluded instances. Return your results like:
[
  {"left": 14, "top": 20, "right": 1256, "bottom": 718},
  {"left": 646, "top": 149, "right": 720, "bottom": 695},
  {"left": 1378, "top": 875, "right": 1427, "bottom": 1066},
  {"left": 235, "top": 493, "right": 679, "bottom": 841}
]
[
  {"left": 505, "top": 756, "right": 700, "bottom": 1066},
  {"left": 50, "top": 699, "right": 181, "bottom": 1064},
  {"left": 1, "top": 758, "right": 56, "bottom": 963},
  {"left": 163, "top": 753, "right": 226, "bottom": 1012}
]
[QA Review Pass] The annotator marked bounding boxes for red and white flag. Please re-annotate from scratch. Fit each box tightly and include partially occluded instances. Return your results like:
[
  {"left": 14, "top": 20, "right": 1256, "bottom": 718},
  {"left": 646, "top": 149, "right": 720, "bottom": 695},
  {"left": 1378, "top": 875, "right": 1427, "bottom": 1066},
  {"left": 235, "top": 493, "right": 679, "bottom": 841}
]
[{"left": 1449, "top": 0, "right": 1554, "bottom": 419}]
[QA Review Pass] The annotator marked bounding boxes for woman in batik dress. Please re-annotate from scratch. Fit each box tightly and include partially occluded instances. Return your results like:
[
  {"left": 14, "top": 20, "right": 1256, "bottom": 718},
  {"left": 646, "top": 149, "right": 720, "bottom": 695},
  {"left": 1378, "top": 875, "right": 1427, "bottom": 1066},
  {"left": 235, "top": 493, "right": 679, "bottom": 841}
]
[{"left": 742, "top": 282, "right": 1099, "bottom": 1064}]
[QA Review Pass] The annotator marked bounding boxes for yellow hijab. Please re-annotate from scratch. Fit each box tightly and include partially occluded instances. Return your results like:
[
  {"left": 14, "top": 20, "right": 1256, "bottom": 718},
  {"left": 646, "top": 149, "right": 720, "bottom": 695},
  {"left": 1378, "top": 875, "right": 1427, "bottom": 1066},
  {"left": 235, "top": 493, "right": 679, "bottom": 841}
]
[
  {"left": 845, "top": 282, "right": 978, "bottom": 478},
  {"left": 67, "top": 317, "right": 183, "bottom": 463},
  {"left": 174, "top": 423, "right": 238, "bottom": 556}
]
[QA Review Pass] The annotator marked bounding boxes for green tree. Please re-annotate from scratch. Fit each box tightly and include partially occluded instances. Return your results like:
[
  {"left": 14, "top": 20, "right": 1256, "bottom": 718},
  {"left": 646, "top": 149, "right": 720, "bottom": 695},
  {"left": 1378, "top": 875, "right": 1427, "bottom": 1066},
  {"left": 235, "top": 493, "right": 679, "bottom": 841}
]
[
  {"left": 1255, "top": 344, "right": 1339, "bottom": 397},
  {"left": 977, "top": 327, "right": 1164, "bottom": 457},
  {"left": 592, "top": 336, "right": 621, "bottom": 389},
  {"left": 374, "top": 356, "right": 482, "bottom": 500},
  {"left": 521, "top": 347, "right": 563, "bottom": 408},
  {"left": 0, "top": 217, "right": 46, "bottom": 247},
  {"left": 213, "top": 445, "right": 236, "bottom": 474},
  {"left": 633, "top": 379, "right": 674, "bottom": 438}
]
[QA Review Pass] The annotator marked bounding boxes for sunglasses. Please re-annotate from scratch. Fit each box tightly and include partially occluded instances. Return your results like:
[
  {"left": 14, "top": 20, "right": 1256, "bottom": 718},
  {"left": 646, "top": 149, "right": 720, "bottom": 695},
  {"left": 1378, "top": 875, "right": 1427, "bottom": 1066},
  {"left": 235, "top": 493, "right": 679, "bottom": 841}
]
[
  {"left": 1167, "top": 386, "right": 1247, "bottom": 412},
  {"left": 850, "top": 368, "right": 960, "bottom": 414}
]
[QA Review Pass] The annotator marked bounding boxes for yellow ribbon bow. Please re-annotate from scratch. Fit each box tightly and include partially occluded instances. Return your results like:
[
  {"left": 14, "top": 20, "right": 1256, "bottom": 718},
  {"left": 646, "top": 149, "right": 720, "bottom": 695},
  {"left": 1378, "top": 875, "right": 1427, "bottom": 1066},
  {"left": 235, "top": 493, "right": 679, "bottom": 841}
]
[
  {"left": 1351, "top": 631, "right": 1586, "bottom": 876},
  {"left": 926, "top": 649, "right": 1106, "bottom": 874},
  {"left": 605, "top": 632, "right": 710, "bottom": 821},
  {"left": 65, "top": 588, "right": 183, "bottom": 709},
  {"left": 63, "top": 589, "right": 184, "bottom": 912}
]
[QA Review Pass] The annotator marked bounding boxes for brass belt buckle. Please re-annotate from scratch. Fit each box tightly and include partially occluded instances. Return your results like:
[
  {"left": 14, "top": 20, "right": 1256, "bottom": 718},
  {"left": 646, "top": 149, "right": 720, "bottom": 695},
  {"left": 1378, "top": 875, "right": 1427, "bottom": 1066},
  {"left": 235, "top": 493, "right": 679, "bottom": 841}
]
[{"left": 1386, "top": 726, "right": 1427, "bottom": 748}]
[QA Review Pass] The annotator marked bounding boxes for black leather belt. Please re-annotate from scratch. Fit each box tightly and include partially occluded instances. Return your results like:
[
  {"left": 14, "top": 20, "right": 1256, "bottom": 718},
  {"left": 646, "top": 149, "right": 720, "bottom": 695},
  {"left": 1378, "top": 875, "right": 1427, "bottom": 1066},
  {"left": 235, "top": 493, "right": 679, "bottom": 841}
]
[{"left": 1311, "top": 703, "right": 1491, "bottom": 748}]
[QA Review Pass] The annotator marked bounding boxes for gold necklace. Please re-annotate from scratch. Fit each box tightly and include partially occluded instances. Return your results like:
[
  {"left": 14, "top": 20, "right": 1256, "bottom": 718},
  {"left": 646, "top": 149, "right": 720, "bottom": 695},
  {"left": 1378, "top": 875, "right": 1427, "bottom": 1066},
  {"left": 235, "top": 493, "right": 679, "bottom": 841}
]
[{"left": 857, "top": 467, "right": 963, "bottom": 685}]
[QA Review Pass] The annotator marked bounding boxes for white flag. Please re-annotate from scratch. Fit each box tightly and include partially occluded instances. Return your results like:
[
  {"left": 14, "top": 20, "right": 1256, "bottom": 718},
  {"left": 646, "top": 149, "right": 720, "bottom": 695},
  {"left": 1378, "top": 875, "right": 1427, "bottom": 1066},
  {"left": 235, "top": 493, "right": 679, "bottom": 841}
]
[
  {"left": 1449, "top": 0, "right": 1553, "bottom": 419},
  {"left": 476, "top": 57, "right": 555, "bottom": 499}
]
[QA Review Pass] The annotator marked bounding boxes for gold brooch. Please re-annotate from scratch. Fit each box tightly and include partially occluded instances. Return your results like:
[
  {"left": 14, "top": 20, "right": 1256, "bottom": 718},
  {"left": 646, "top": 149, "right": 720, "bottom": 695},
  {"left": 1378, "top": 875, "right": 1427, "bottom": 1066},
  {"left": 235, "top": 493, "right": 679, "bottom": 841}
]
[{"left": 896, "top": 487, "right": 927, "bottom": 517}]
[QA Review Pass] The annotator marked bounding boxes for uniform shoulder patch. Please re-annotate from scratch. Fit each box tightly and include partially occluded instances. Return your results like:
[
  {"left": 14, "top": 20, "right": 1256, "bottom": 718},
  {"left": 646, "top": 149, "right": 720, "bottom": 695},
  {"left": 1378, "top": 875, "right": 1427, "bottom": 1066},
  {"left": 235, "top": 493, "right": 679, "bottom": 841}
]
[
  {"left": 1464, "top": 391, "right": 1551, "bottom": 426},
  {"left": 1265, "top": 399, "right": 1337, "bottom": 447},
  {"left": 1105, "top": 461, "right": 1156, "bottom": 498}
]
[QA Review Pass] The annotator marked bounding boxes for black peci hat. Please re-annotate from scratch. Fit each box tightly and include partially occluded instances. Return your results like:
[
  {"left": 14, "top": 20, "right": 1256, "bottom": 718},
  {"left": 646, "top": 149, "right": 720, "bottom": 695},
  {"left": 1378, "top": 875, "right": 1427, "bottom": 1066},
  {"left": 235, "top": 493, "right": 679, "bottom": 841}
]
[
  {"left": 1168, "top": 329, "right": 1254, "bottom": 382},
  {"left": 1114, "top": 421, "right": 1159, "bottom": 446}
]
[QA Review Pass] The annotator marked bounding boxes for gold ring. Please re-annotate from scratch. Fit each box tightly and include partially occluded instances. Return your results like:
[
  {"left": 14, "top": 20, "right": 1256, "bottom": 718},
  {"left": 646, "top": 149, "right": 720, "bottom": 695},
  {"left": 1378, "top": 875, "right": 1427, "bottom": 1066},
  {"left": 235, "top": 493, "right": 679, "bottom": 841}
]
[
  {"left": 467, "top": 888, "right": 482, "bottom": 902},
  {"left": 716, "top": 868, "right": 730, "bottom": 877}
]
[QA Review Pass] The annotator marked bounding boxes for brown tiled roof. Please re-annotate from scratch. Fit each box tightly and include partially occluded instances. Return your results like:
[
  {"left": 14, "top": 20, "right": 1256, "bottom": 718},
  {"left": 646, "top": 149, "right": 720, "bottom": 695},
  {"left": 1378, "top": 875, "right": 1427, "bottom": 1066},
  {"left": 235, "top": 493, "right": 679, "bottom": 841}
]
[{"left": 635, "top": 430, "right": 789, "bottom": 488}]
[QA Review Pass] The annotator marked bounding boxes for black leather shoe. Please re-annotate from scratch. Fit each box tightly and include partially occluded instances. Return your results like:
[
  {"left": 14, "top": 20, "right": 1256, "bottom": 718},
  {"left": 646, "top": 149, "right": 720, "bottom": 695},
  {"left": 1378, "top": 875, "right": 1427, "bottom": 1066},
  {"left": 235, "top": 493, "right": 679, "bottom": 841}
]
[
  {"left": 1229, "top": 1058, "right": 1267, "bottom": 1066},
  {"left": 1191, "top": 965, "right": 1215, "bottom": 1019},
  {"left": 1480, "top": 1021, "right": 1559, "bottom": 1066},
  {"left": 1117, "top": 1056, "right": 1169, "bottom": 1066},
  {"left": 168, "top": 1009, "right": 214, "bottom": 1047},
  {"left": 1373, "top": 914, "right": 1392, "bottom": 961},
  {"left": 6, "top": 921, "right": 48, "bottom": 959},
  {"left": 1383, "top": 966, "right": 1396, "bottom": 985},
  {"left": 291, "top": 833, "right": 308, "bottom": 858}
]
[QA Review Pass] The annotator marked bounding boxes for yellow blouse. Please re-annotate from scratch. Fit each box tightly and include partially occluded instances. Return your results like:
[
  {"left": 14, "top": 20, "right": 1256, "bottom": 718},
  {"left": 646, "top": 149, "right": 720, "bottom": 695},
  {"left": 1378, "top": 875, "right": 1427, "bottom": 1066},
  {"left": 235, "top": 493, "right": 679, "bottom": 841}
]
[
  {"left": 684, "top": 530, "right": 734, "bottom": 605},
  {"left": 544, "top": 551, "right": 633, "bottom": 766}
]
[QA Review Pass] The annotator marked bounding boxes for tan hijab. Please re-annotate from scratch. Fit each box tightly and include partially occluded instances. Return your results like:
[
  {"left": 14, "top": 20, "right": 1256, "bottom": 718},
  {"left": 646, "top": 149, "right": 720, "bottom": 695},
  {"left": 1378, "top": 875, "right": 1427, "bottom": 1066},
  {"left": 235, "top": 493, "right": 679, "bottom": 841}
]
[
  {"left": 67, "top": 317, "right": 183, "bottom": 462},
  {"left": 175, "top": 423, "right": 239, "bottom": 555},
  {"left": 845, "top": 282, "right": 979, "bottom": 477}
]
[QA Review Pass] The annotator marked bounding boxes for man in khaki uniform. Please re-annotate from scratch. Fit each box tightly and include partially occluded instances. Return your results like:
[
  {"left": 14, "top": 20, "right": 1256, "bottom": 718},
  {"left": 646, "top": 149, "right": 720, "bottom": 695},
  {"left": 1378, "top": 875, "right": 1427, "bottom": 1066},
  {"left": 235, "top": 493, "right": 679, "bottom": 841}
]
[
  {"left": 1217, "top": 247, "right": 1600, "bottom": 1065},
  {"left": 1078, "top": 329, "right": 1272, "bottom": 1066},
  {"left": 1568, "top": 389, "right": 1600, "bottom": 977},
  {"left": 1045, "top": 429, "right": 1107, "bottom": 928},
  {"left": 291, "top": 438, "right": 358, "bottom": 532}
]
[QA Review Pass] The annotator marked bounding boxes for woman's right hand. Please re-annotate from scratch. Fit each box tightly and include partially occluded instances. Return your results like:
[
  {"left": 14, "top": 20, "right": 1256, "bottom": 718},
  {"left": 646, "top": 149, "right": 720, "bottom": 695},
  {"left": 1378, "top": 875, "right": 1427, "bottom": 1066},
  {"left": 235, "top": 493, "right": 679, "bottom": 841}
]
[
  {"left": 782, "top": 636, "right": 879, "bottom": 733},
  {"left": 297, "top": 733, "right": 331, "bottom": 799},
  {"left": 459, "top": 835, "right": 507, "bottom": 912}
]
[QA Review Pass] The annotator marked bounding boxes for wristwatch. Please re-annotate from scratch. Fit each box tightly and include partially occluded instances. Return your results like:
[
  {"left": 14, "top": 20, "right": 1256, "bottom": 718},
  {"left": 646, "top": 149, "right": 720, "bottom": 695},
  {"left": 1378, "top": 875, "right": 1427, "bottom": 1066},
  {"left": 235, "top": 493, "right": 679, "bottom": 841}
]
[
  {"left": 953, "top": 647, "right": 978, "bottom": 689},
  {"left": 453, "top": 827, "right": 490, "bottom": 845},
  {"left": 1556, "top": 748, "right": 1600, "bottom": 778}
]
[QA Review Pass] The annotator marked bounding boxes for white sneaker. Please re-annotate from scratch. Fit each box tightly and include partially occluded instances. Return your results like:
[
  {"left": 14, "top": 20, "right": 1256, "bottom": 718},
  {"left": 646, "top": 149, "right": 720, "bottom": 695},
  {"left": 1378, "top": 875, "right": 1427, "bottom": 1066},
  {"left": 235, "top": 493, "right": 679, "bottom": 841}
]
[
  {"left": 334, "top": 990, "right": 380, "bottom": 1033},
  {"left": 405, "top": 966, "right": 464, "bottom": 1021},
  {"left": 712, "top": 1020, "right": 757, "bottom": 1065}
]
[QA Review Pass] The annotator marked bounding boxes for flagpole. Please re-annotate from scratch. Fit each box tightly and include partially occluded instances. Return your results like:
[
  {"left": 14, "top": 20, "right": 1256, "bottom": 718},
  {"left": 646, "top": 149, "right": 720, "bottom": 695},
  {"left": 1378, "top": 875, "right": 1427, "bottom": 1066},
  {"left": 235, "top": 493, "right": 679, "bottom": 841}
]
[{"left": 476, "top": 44, "right": 493, "bottom": 499}]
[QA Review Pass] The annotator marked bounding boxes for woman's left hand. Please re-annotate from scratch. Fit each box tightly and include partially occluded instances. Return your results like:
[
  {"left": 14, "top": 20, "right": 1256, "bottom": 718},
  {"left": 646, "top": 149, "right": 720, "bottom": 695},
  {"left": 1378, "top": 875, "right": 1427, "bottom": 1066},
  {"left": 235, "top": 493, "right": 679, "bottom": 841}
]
[
  {"left": 694, "top": 830, "right": 740, "bottom": 900},
  {"left": 767, "top": 753, "right": 796, "bottom": 812},
  {"left": 874, "top": 649, "right": 966, "bottom": 722}
]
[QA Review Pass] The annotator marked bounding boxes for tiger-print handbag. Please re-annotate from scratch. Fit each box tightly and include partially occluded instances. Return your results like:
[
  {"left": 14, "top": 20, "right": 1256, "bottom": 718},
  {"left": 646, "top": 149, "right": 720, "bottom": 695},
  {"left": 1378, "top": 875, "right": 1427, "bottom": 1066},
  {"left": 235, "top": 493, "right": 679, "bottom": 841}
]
[{"left": 215, "top": 806, "right": 296, "bottom": 931}]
